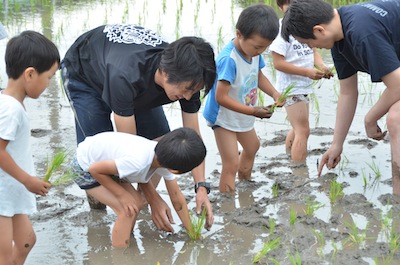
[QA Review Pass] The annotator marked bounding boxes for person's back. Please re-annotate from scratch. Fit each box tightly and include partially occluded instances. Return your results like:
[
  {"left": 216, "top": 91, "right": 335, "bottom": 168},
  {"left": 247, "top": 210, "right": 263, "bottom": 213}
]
[{"left": 0, "top": 30, "right": 59, "bottom": 265}]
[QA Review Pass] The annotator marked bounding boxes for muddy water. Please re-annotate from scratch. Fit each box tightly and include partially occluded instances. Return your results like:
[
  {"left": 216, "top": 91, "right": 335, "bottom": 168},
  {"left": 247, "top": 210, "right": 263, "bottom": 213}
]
[{"left": 1, "top": 0, "right": 399, "bottom": 264}]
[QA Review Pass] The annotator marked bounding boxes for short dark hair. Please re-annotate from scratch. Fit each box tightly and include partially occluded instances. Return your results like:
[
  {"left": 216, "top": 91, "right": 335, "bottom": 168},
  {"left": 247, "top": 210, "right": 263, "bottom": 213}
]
[
  {"left": 159, "top": 37, "right": 216, "bottom": 96},
  {"left": 236, "top": 4, "right": 279, "bottom": 41},
  {"left": 5, "top": 30, "right": 60, "bottom": 79},
  {"left": 155, "top": 127, "right": 206, "bottom": 174},
  {"left": 281, "top": 0, "right": 334, "bottom": 41}
]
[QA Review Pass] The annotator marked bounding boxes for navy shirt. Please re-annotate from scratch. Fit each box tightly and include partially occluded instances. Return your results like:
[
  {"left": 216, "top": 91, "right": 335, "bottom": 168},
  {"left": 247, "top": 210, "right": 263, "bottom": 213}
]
[
  {"left": 332, "top": 0, "right": 400, "bottom": 82},
  {"left": 63, "top": 24, "right": 201, "bottom": 116}
]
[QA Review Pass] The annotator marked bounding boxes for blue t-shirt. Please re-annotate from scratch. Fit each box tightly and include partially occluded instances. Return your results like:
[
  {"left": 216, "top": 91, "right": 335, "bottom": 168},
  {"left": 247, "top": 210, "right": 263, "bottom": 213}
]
[{"left": 332, "top": 0, "right": 400, "bottom": 82}]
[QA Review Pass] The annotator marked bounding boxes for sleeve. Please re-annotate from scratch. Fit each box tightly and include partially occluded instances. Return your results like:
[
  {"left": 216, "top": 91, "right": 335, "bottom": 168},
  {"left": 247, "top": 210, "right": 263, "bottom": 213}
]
[
  {"left": 331, "top": 45, "right": 358, "bottom": 80},
  {"left": 216, "top": 55, "right": 236, "bottom": 84},
  {"left": 156, "top": 168, "right": 175, "bottom": 181},
  {"left": 355, "top": 33, "right": 400, "bottom": 82},
  {"left": 0, "top": 101, "right": 19, "bottom": 141},
  {"left": 269, "top": 30, "right": 290, "bottom": 57},
  {"left": 179, "top": 91, "right": 201, "bottom": 113}
]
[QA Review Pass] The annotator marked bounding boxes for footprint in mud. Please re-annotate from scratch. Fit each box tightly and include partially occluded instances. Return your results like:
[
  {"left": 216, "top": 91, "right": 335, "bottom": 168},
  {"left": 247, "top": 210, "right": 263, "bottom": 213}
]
[
  {"left": 31, "top": 128, "right": 52, "bottom": 138},
  {"left": 348, "top": 138, "right": 378, "bottom": 149}
]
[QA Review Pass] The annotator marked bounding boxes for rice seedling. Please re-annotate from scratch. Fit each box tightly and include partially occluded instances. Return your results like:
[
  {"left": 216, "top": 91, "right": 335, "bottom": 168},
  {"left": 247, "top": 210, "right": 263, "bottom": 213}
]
[
  {"left": 43, "top": 149, "right": 74, "bottom": 185},
  {"left": 338, "top": 155, "right": 349, "bottom": 173},
  {"left": 388, "top": 231, "right": 400, "bottom": 254},
  {"left": 374, "top": 255, "right": 393, "bottom": 265},
  {"left": 288, "top": 250, "right": 302, "bottom": 265},
  {"left": 362, "top": 168, "right": 368, "bottom": 190},
  {"left": 303, "top": 197, "right": 324, "bottom": 216},
  {"left": 252, "top": 237, "right": 281, "bottom": 263},
  {"left": 186, "top": 207, "right": 207, "bottom": 240},
  {"left": 380, "top": 210, "right": 393, "bottom": 241},
  {"left": 329, "top": 178, "right": 344, "bottom": 204},
  {"left": 269, "top": 82, "right": 296, "bottom": 112},
  {"left": 312, "top": 228, "right": 325, "bottom": 258},
  {"left": 289, "top": 208, "right": 297, "bottom": 226},
  {"left": 343, "top": 220, "right": 369, "bottom": 248},
  {"left": 269, "top": 217, "right": 276, "bottom": 234},
  {"left": 272, "top": 182, "right": 279, "bottom": 198},
  {"left": 366, "top": 159, "right": 381, "bottom": 178},
  {"left": 331, "top": 241, "right": 341, "bottom": 264}
]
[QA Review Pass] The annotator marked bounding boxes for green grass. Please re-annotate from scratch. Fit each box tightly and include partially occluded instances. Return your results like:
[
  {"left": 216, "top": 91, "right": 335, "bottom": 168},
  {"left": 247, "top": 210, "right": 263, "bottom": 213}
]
[
  {"left": 303, "top": 197, "right": 324, "bottom": 216},
  {"left": 252, "top": 237, "right": 281, "bottom": 263}
]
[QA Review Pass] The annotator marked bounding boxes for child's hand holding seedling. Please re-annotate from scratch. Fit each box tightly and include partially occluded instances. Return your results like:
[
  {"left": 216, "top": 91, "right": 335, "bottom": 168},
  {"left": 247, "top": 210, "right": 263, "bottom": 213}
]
[
  {"left": 253, "top": 106, "right": 274, "bottom": 119},
  {"left": 315, "top": 64, "right": 334, "bottom": 79},
  {"left": 43, "top": 149, "right": 75, "bottom": 186}
]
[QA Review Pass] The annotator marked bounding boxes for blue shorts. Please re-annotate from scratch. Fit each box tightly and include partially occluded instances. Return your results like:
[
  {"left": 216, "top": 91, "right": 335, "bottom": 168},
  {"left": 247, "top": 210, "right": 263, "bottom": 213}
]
[{"left": 60, "top": 62, "right": 170, "bottom": 143}]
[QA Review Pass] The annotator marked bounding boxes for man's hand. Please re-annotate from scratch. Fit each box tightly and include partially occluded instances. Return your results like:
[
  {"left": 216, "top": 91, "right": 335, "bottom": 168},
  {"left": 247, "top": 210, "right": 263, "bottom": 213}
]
[
  {"left": 195, "top": 188, "right": 214, "bottom": 230},
  {"left": 317, "top": 145, "right": 343, "bottom": 176}
]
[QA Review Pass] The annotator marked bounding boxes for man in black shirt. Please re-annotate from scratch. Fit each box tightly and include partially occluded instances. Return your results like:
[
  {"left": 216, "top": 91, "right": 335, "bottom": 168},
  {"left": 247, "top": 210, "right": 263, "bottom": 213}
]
[{"left": 61, "top": 24, "right": 216, "bottom": 231}]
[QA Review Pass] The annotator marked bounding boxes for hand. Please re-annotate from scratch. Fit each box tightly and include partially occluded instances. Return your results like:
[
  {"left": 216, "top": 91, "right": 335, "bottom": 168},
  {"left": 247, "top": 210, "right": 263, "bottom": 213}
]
[
  {"left": 117, "top": 192, "right": 140, "bottom": 217},
  {"left": 195, "top": 188, "right": 214, "bottom": 230},
  {"left": 365, "top": 123, "right": 387, "bottom": 141},
  {"left": 25, "top": 177, "right": 52, "bottom": 196},
  {"left": 253, "top": 106, "right": 273, "bottom": 119},
  {"left": 317, "top": 145, "right": 343, "bottom": 176},
  {"left": 149, "top": 196, "right": 175, "bottom": 232},
  {"left": 306, "top": 68, "right": 325, "bottom": 80}
]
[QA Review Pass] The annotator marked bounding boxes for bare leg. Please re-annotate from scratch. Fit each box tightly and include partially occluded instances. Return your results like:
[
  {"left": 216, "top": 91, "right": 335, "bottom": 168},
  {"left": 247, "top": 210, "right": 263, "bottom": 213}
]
[
  {"left": 237, "top": 129, "right": 260, "bottom": 180},
  {"left": 285, "top": 101, "right": 310, "bottom": 162},
  {"left": 87, "top": 182, "right": 146, "bottom": 248},
  {"left": 12, "top": 214, "right": 36, "bottom": 265},
  {"left": 285, "top": 129, "right": 295, "bottom": 155},
  {"left": 387, "top": 101, "right": 400, "bottom": 196},
  {"left": 214, "top": 127, "right": 239, "bottom": 193},
  {"left": 0, "top": 216, "right": 13, "bottom": 265}
]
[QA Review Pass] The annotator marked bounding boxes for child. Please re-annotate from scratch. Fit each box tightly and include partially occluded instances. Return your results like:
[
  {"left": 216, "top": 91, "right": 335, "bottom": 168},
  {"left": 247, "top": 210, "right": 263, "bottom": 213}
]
[
  {"left": 281, "top": 0, "right": 400, "bottom": 195},
  {"left": 269, "top": 0, "right": 332, "bottom": 162},
  {"left": 0, "top": 31, "right": 60, "bottom": 264},
  {"left": 203, "top": 4, "right": 282, "bottom": 193},
  {"left": 71, "top": 127, "right": 206, "bottom": 248}
]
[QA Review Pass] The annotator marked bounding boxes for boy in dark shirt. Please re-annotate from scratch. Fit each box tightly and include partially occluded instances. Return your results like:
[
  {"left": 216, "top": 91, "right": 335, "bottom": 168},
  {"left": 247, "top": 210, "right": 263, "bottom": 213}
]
[{"left": 282, "top": 0, "right": 400, "bottom": 196}]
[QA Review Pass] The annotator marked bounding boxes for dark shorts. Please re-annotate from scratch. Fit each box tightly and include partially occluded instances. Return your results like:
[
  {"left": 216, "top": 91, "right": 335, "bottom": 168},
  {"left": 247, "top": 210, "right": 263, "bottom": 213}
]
[
  {"left": 60, "top": 62, "right": 170, "bottom": 143},
  {"left": 70, "top": 158, "right": 100, "bottom": 190}
]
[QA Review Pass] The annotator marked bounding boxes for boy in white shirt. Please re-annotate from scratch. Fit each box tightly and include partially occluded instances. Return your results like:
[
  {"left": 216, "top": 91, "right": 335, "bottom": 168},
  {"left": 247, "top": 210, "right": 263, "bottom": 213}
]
[{"left": 72, "top": 127, "right": 207, "bottom": 248}]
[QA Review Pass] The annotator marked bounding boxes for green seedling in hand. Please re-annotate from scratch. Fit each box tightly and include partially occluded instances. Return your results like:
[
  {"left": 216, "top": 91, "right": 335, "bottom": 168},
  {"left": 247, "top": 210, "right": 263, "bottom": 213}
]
[
  {"left": 187, "top": 207, "right": 207, "bottom": 240},
  {"left": 268, "top": 82, "right": 296, "bottom": 113},
  {"left": 43, "top": 149, "right": 75, "bottom": 185}
]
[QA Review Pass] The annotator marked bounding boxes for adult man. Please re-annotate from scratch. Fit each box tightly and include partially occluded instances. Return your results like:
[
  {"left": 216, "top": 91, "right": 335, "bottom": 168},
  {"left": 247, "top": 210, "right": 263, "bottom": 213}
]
[
  {"left": 61, "top": 24, "right": 216, "bottom": 229},
  {"left": 281, "top": 0, "right": 400, "bottom": 195}
]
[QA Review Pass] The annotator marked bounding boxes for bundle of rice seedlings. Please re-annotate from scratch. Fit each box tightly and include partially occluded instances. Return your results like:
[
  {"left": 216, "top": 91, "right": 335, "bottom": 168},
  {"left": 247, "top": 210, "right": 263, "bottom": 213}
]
[
  {"left": 269, "top": 82, "right": 296, "bottom": 112},
  {"left": 186, "top": 207, "right": 207, "bottom": 240},
  {"left": 43, "top": 149, "right": 75, "bottom": 185}
]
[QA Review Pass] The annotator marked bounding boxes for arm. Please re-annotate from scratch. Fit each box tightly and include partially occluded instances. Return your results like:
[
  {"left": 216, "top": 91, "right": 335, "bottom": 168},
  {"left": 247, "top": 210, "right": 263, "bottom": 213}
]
[
  {"left": 318, "top": 74, "right": 359, "bottom": 175},
  {"left": 139, "top": 182, "right": 175, "bottom": 232},
  {"left": 258, "top": 70, "right": 281, "bottom": 104},
  {"left": 89, "top": 160, "right": 139, "bottom": 215},
  {"left": 271, "top": 51, "right": 325, "bottom": 80},
  {"left": 165, "top": 179, "right": 192, "bottom": 232},
  {"left": 215, "top": 80, "right": 271, "bottom": 118},
  {"left": 113, "top": 113, "right": 137, "bottom": 134},
  {"left": 364, "top": 68, "right": 400, "bottom": 139},
  {"left": 181, "top": 111, "right": 213, "bottom": 229},
  {"left": 0, "top": 139, "right": 51, "bottom": 195}
]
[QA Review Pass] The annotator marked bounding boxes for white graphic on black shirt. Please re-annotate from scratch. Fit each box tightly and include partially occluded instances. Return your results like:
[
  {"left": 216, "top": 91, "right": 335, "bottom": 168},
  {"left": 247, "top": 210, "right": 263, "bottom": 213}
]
[{"left": 103, "top": 24, "right": 163, "bottom": 47}]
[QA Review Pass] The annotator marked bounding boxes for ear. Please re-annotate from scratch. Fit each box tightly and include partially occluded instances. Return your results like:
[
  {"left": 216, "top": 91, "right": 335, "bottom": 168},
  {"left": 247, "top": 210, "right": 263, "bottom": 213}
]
[
  {"left": 235, "top": 29, "right": 242, "bottom": 39},
  {"left": 313, "top": 25, "right": 326, "bottom": 37},
  {"left": 24, "top": 67, "right": 36, "bottom": 80}
]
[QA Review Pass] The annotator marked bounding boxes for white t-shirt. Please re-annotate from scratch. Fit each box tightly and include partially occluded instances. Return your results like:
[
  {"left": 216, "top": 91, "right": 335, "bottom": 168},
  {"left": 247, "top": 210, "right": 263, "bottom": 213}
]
[
  {"left": 269, "top": 20, "right": 314, "bottom": 95},
  {"left": 76, "top": 132, "right": 174, "bottom": 183},
  {"left": 0, "top": 93, "right": 36, "bottom": 217}
]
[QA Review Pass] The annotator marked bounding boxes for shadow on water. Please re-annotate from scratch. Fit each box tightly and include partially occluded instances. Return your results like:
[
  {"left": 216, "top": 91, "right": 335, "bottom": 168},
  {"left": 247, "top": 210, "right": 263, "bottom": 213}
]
[{"left": 1, "top": 0, "right": 399, "bottom": 264}]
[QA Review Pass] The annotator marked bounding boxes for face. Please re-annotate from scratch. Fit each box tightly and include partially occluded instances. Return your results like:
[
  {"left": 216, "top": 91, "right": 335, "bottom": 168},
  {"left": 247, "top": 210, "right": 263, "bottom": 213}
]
[
  {"left": 158, "top": 70, "right": 201, "bottom": 101},
  {"left": 236, "top": 32, "right": 272, "bottom": 59},
  {"left": 27, "top": 62, "right": 59, "bottom": 99},
  {"left": 294, "top": 25, "right": 335, "bottom": 49}
]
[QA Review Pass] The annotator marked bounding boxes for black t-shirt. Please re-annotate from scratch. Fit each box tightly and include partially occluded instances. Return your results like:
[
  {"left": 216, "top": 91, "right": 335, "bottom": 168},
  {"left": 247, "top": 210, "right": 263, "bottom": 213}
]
[
  {"left": 332, "top": 0, "right": 400, "bottom": 82},
  {"left": 63, "top": 24, "right": 201, "bottom": 116}
]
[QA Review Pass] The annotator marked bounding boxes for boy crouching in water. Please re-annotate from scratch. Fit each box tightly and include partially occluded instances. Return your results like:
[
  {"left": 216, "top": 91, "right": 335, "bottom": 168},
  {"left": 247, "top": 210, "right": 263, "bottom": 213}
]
[{"left": 72, "top": 127, "right": 206, "bottom": 248}]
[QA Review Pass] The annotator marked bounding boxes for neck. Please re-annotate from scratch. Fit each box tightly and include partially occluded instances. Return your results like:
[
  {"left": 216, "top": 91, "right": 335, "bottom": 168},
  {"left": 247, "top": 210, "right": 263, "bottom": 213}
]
[
  {"left": 3, "top": 79, "right": 26, "bottom": 104},
  {"left": 332, "top": 9, "right": 344, "bottom": 42}
]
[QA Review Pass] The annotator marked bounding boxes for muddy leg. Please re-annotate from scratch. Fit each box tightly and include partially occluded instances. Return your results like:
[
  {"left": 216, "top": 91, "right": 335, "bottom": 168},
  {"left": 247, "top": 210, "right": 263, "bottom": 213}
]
[{"left": 87, "top": 192, "right": 106, "bottom": 210}]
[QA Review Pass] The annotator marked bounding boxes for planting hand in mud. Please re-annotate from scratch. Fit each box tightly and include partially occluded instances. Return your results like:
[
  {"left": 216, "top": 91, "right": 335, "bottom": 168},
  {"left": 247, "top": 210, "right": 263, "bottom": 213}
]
[
  {"left": 317, "top": 144, "right": 343, "bottom": 176},
  {"left": 253, "top": 106, "right": 273, "bottom": 119},
  {"left": 196, "top": 194, "right": 213, "bottom": 230}
]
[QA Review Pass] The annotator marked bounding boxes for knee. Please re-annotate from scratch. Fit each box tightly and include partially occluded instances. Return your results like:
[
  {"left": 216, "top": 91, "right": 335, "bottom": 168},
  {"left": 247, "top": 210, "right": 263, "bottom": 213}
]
[{"left": 387, "top": 110, "right": 400, "bottom": 134}]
